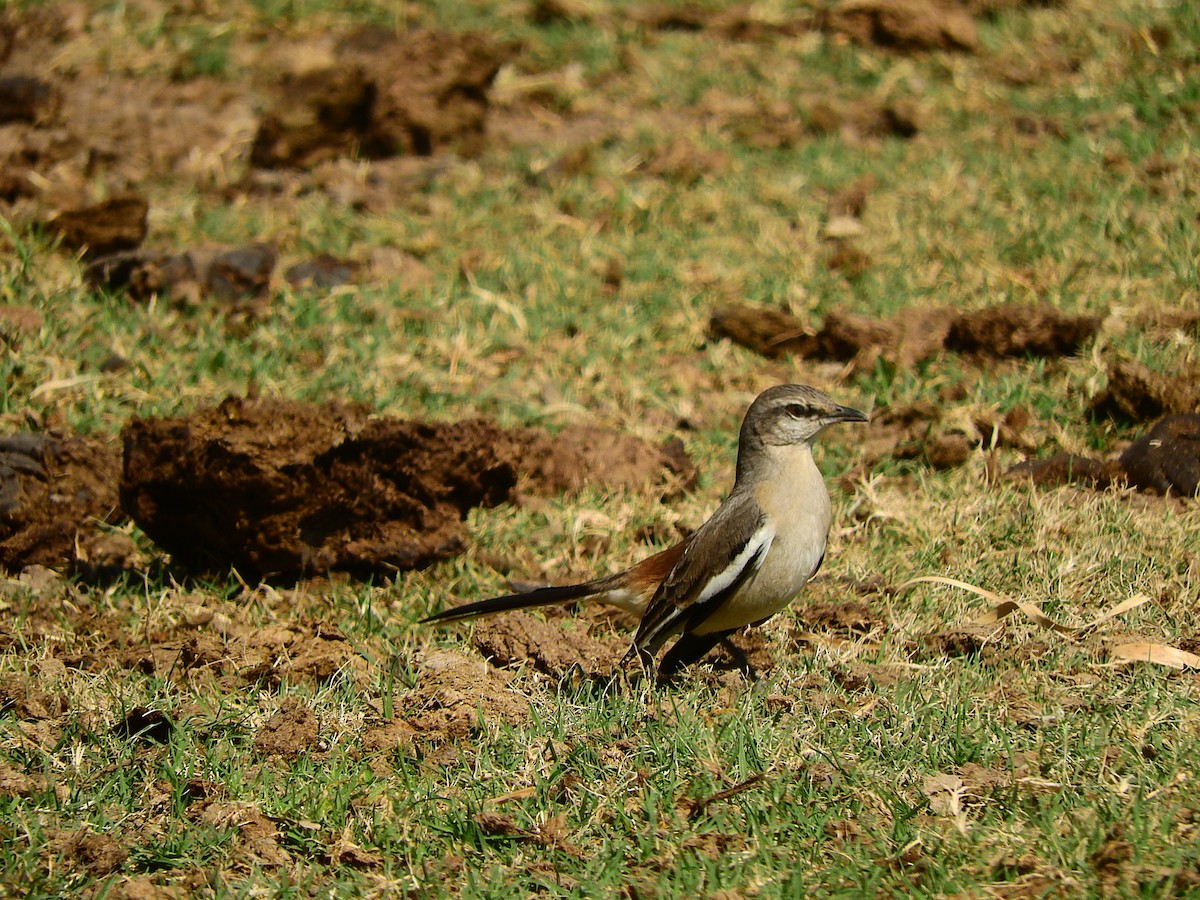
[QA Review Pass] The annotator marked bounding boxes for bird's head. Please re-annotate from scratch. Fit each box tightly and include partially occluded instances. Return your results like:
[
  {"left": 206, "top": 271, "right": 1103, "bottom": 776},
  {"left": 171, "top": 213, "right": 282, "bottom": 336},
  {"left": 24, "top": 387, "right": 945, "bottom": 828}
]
[{"left": 739, "top": 384, "right": 868, "bottom": 452}]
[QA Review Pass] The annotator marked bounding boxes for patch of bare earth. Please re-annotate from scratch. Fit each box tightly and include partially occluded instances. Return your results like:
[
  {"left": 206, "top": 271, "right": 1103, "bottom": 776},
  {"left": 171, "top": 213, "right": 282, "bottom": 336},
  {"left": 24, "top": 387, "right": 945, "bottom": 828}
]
[
  {"left": 399, "top": 648, "right": 531, "bottom": 744},
  {"left": 469, "top": 609, "right": 629, "bottom": 680},
  {"left": 251, "top": 28, "right": 516, "bottom": 167},
  {"left": 1091, "top": 359, "right": 1200, "bottom": 423},
  {"left": 0, "top": 431, "right": 129, "bottom": 573},
  {"left": 710, "top": 302, "right": 1099, "bottom": 372},
  {"left": 1009, "top": 414, "right": 1200, "bottom": 497},
  {"left": 116, "top": 396, "right": 693, "bottom": 580},
  {"left": 252, "top": 698, "right": 320, "bottom": 759},
  {"left": 119, "top": 397, "right": 518, "bottom": 579}
]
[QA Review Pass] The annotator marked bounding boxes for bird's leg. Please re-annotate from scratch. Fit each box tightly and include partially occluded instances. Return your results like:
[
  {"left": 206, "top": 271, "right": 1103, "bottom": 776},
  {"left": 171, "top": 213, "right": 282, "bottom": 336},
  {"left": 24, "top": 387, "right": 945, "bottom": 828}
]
[
  {"left": 656, "top": 630, "right": 739, "bottom": 682},
  {"left": 621, "top": 643, "right": 657, "bottom": 680}
]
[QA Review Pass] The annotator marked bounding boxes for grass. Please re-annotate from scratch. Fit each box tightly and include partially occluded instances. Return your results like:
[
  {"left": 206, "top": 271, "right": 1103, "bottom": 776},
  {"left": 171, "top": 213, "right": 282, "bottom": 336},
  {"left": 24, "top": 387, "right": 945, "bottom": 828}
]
[{"left": 2, "top": 0, "right": 1199, "bottom": 895}]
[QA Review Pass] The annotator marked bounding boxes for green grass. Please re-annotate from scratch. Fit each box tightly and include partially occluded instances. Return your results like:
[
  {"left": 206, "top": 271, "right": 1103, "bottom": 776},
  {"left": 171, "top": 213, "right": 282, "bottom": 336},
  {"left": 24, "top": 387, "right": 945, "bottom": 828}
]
[{"left": 2, "top": 0, "right": 1200, "bottom": 896}]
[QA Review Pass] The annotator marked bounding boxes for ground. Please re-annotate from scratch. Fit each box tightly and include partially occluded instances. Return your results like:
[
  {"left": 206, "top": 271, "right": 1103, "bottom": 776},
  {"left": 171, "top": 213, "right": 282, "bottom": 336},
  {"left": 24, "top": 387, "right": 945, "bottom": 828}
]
[{"left": 1, "top": 0, "right": 1198, "bottom": 896}]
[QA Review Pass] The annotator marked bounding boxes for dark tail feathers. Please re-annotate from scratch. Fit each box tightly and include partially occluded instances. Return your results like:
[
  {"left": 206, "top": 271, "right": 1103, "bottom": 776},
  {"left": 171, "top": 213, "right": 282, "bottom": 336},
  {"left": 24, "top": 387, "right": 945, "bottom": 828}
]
[{"left": 422, "top": 581, "right": 600, "bottom": 624}]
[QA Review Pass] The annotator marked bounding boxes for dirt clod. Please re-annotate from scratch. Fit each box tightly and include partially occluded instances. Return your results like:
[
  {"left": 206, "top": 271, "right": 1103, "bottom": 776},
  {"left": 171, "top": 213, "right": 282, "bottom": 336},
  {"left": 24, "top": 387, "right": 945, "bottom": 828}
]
[
  {"left": 1118, "top": 414, "right": 1200, "bottom": 496},
  {"left": 1091, "top": 359, "right": 1200, "bottom": 423},
  {"left": 712, "top": 302, "right": 1093, "bottom": 372},
  {"left": 1006, "top": 452, "right": 1121, "bottom": 490},
  {"left": 828, "top": 0, "right": 979, "bottom": 53},
  {"left": 944, "top": 303, "right": 1101, "bottom": 358},
  {"left": 0, "top": 75, "right": 57, "bottom": 123},
  {"left": 48, "top": 195, "right": 148, "bottom": 258},
  {"left": 119, "top": 398, "right": 516, "bottom": 579},
  {"left": 251, "top": 29, "right": 515, "bottom": 168},
  {"left": 253, "top": 699, "right": 319, "bottom": 759},
  {"left": 795, "top": 599, "right": 883, "bottom": 639},
  {"left": 708, "top": 305, "right": 820, "bottom": 359},
  {"left": 0, "top": 431, "right": 124, "bottom": 572},
  {"left": 45, "top": 828, "right": 128, "bottom": 877},
  {"left": 118, "top": 398, "right": 692, "bottom": 579},
  {"left": 88, "top": 244, "right": 276, "bottom": 307},
  {"left": 284, "top": 254, "right": 361, "bottom": 289},
  {"left": 403, "top": 649, "right": 530, "bottom": 740},
  {"left": 1009, "top": 414, "right": 1200, "bottom": 497},
  {"left": 0, "top": 762, "right": 45, "bottom": 797},
  {"left": 511, "top": 425, "right": 696, "bottom": 499},
  {"left": 470, "top": 610, "right": 627, "bottom": 679}
]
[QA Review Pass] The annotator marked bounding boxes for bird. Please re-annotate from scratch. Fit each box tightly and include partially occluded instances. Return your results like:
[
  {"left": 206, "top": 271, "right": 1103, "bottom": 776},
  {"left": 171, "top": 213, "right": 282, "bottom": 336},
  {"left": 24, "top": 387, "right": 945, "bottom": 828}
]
[{"left": 423, "top": 384, "right": 868, "bottom": 678}]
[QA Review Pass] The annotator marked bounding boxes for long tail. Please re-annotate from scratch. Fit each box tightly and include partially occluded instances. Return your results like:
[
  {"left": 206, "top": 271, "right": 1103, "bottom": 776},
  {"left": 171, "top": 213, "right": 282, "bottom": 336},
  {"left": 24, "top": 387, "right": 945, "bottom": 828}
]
[{"left": 421, "top": 581, "right": 603, "bottom": 624}]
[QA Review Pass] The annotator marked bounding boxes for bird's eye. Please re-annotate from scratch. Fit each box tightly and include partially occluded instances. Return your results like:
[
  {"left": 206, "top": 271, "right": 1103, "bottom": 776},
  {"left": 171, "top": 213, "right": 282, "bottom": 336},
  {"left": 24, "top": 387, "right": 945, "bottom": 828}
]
[{"left": 785, "top": 403, "right": 808, "bottom": 419}]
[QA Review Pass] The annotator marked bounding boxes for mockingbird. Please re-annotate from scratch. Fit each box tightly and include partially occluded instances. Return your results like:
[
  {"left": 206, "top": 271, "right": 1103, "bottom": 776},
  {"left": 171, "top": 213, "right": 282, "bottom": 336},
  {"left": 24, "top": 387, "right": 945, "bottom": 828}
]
[{"left": 424, "top": 384, "right": 868, "bottom": 677}]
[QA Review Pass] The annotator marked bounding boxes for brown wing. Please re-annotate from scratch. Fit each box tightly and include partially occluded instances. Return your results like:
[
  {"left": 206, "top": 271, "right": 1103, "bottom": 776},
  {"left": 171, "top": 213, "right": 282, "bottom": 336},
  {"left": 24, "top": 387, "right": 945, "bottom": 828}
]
[{"left": 632, "top": 490, "right": 770, "bottom": 655}]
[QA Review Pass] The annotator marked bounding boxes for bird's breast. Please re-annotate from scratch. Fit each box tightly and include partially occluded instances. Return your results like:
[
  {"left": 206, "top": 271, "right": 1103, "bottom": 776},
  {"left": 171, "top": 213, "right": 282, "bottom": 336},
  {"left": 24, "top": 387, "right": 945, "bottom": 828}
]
[{"left": 695, "top": 446, "right": 832, "bottom": 633}]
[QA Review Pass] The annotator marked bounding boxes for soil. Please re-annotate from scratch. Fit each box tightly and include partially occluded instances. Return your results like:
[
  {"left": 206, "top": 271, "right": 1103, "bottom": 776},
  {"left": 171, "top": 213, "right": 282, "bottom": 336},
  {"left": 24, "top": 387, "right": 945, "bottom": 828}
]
[
  {"left": 88, "top": 244, "right": 277, "bottom": 309},
  {"left": 403, "top": 648, "right": 531, "bottom": 741},
  {"left": 828, "top": 0, "right": 979, "bottom": 53},
  {"left": 0, "top": 431, "right": 127, "bottom": 573},
  {"left": 48, "top": 194, "right": 148, "bottom": 257},
  {"left": 1091, "top": 359, "right": 1200, "bottom": 423},
  {"left": 469, "top": 609, "right": 629, "bottom": 680},
  {"left": 251, "top": 29, "right": 516, "bottom": 168},
  {"left": 1008, "top": 414, "right": 1200, "bottom": 497},
  {"left": 709, "top": 302, "right": 1100, "bottom": 371},
  {"left": 119, "top": 397, "right": 513, "bottom": 578},
  {"left": 252, "top": 698, "right": 320, "bottom": 759},
  {"left": 3, "top": 392, "right": 693, "bottom": 579},
  {"left": 112, "top": 396, "right": 696, "bottom": 580},
  {"left": 845, "top": 398, "right": 1035, "bottom": 475}
]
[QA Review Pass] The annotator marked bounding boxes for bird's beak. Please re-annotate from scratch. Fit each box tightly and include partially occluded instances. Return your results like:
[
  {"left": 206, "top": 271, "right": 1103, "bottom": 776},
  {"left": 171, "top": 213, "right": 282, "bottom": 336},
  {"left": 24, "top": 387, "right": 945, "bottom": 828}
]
[{"left": 832, "top": 404, "right": 869, "bottom": 424}]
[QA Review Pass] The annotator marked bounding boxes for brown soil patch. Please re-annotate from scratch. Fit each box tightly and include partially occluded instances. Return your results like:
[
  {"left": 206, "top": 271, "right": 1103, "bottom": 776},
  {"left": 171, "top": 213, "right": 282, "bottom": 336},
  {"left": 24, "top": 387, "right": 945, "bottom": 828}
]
[
  {"left": 47, "top": 195, "right": 148, "bottom": 258},
  {"left": 0, "top": 65, "right": 254, "bottom": 211},
  {"left": 0, "top": 761, "right": 45, "bottom": 798},
  {"left": 510, "top": 425, "right": 696, "bottom": 500},
  {"left": 0, "top": 431, "right": 126, "bottom": 572},
  {"left": 0, "top": 74, "right": 59, "bottom": 124},
  {"left": 1007, "top": 452, "right": 1122, "bottom": 491},
  {"left": 251, "top": 29, "right": 516, "bottom": 168},
  {"left": 0, "top": 671, "right": 68, "bottom": 719},
  {"left": 828, "top": 0, "right": 979, "bottom": 53},
  {"left": 1118, "top": 414, "right": 1200, "bottom": 495},
  {"left": 710, "top": 302, "right": 1099, "bottom": 372},
  {"left": 43, "top": 828, "right": 128, "bottom": 877},
  {"left": 119, "top": 397, "right": 518, "bottom": 579},
  {"left": 191, "top": 801, "right": 290, "bottom": 868},
  {"left": 1009, "top": 414, "right": 1200, "bottom": 497},
  {"left": 401, "top": 648, "right": 531, "bottom": 742},
  {"left": 469, "top": 610, "right": 627, "bottom": 680},
  {"left": 284, "top": 254, "right": 361, "bottom": 290},
  {"left": 828, "top": 662, "right": 908, "bottom": 693},
  {"left": 252, "top": 699, "right": 320, "bottom": 759},
  {"left": 3, "top": 399, "right": 691, "bottom": 577},
  {"left": 115, "top": 396, "right": 692, "bottom": 580},
  {"left": 944, "top": 304, "right": 1102, "bottom": 358},
  {"left": 794, "top": 599, "right": 886, "bottom": 640},
  {"left": 0, "top": 304, "right": 43, "bottom": 348},
  {"left": 88, "top": 244, "right": 277, "bottom": 309},
  {"left": 1091, "top": 359, "right": 1200, "bottom": 423},
  {"left": 625, "top": 0, "right": 979, "bottom": 52},
  {"left": 848, "top": 399, "right": 1035, "bottom": 473},
  {"left": 911, "top": 623, "right": 1000, "bottom": 660}
]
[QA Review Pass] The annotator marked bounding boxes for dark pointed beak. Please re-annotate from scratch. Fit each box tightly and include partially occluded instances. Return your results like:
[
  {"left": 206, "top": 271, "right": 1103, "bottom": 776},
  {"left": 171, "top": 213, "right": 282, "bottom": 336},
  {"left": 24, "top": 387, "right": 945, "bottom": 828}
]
[{"left": 833, "top": 404, "right": 869, "bottom": 424}]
